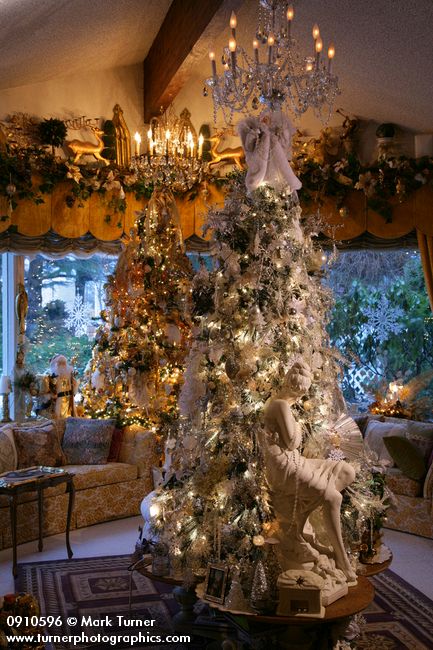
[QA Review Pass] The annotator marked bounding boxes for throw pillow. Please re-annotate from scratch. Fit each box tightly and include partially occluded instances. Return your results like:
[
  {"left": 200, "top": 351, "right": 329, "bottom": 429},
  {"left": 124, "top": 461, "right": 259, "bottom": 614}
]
[
  {"left": 383, "top": 436, "right": 426, "bottom": 481},
  {"left": 107, "top": 428, "right": 124, "bottom": 462},
  {"left": 364, "top": 419, "right": 407, "bottom": 465},
  {"left": 405, "top": 430, "right": 433, "bottom": 465},
  {"left": 0, "top": 427, "right": 17, "bottom": 474},
  {"left": 353, "top": 414, "right": 370, "bottom": 436},
  {"left": 13, "top": 423, "right": 65, "bottom": 469},
  {"left": 62, "top": 418, "right": 116, "bottom": 465}
]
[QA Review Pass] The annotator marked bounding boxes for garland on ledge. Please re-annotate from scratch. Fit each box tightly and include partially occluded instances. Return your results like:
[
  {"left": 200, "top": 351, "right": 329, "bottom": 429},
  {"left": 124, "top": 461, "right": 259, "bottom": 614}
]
[
  {"left": 292, "top": 119, "right": 433, "bottom": 223},
  {"left": 0, "top": 112, "right": 225, "bottom": 217},
  {"left": 0, "top": 112, "right": 431, "bottom": 223}
]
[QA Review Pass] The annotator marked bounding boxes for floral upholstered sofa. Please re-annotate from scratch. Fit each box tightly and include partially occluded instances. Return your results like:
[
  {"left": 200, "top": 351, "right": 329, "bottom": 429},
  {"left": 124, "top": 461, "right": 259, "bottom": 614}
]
[
  {"left": 0, "top": 417, "right": 158, "bottom": 550},
  {"left": 355, "top": 414, "right": 433, "bottom": 538}
]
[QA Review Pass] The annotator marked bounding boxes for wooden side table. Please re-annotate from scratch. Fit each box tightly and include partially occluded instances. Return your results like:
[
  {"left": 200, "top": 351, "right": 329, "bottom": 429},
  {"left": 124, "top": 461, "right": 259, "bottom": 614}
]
[{"left": 0, "top": 466, "right": 75, "bottom": 577}]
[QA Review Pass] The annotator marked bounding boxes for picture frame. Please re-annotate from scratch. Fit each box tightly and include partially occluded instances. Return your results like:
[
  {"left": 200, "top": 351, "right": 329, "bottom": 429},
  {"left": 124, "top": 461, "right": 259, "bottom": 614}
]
[{"left": 203, "top": 563, "right": 229, "bottom": 604}]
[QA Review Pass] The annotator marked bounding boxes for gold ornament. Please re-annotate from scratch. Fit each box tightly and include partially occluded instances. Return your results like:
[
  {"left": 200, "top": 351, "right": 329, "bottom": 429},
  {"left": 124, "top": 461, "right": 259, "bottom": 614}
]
[{"left": 208, "top": 129, "right": 245, "bottom": 169}]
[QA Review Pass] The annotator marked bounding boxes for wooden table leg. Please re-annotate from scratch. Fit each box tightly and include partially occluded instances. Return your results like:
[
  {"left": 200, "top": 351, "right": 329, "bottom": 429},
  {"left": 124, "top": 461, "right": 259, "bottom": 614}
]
[
  {"left": 65, "top": 479, "right": 75, "bottom": 559},
  {"left": 9, "top": 493, "right": 18, "bottom": 578},
  {"left": 172, "top": 584, "right": 198, "bottom": 630},
  {"left": 37, "top": 485, "right": 43, "bottom": 552}
]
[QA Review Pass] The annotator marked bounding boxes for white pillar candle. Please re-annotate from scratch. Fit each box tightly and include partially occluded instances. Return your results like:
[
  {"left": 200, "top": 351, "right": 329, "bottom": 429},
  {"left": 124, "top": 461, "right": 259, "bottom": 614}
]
[{"left": 0, "top": 375, "right": 11, "bottom": 394}]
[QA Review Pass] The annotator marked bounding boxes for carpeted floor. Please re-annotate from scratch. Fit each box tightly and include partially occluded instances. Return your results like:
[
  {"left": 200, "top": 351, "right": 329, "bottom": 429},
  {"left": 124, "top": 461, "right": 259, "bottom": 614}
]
[{"left": 15, "top": 555, "right": 433, "bottom": 649}]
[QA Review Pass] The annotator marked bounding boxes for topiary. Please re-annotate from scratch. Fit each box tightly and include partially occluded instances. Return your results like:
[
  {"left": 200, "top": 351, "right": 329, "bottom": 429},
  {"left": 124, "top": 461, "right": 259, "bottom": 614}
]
[{"left": 38, "top": 118, "right": 67, "bottom": 155}]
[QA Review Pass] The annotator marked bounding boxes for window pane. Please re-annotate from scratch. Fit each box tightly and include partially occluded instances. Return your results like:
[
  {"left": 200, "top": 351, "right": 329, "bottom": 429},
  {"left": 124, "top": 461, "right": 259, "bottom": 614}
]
[
  {"left": 327, "top": 249, "right": 433, "bottom": 411},
  {"left": 24, "top": 254, "right": 117, "bottom": 376}
]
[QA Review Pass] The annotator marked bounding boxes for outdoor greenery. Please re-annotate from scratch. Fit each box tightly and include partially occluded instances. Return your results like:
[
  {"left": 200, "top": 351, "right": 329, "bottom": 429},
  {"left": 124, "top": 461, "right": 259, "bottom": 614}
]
[
  {"left": 24, "top": 254, "right": 116, "bottom": 376},
  {"left": 327, "top": 250, "right": 433, "bottom": 406}
]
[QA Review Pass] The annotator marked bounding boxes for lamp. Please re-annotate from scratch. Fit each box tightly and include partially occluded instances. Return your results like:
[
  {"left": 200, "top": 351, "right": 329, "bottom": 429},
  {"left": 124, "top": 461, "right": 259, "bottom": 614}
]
[
  {"left": 0, "top": 375, "right": 12, "bottom": 423},
  {"left": 205, "top": 0, "right": 340, "bottom": 123},
  {"left": 130, "top": 107, "right": 205, "bottom": 192}
]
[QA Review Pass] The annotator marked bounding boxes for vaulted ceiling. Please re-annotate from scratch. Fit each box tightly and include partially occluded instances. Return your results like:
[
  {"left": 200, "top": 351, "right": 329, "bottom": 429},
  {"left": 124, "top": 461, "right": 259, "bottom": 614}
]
[{"left": 0, "top": 0, "right": 432, "bottom": 132}]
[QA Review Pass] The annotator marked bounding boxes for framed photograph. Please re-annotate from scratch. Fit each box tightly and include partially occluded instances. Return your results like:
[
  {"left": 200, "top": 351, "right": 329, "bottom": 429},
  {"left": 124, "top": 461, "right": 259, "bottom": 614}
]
[{"left": 203, "top": 563, "right": 229, "bottom": 604}]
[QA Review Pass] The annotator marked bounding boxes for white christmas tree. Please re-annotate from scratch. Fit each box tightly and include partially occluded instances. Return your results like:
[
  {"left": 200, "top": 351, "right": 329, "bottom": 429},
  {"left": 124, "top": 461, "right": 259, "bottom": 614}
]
[{"left": 144, "top": 113, "right": 387, "bottom": 589}]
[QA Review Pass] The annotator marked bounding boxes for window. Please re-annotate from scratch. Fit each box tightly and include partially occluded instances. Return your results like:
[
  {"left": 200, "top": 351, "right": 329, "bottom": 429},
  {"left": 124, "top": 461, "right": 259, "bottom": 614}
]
[
  {"left": 0, "top": 252, "right": 117, "bottom": 419},
  {"left": 23, "top": 254, "right": 117, "bottom": 375},
  {"left": 327, "top": 249, "right": 433, "bottom": 410}
]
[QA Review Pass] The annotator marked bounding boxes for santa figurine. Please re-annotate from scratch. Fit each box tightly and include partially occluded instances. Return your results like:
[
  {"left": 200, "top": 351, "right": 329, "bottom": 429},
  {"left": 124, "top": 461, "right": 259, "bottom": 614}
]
[{"left": 37, "top": 355, "right": 79, "bottom": 419}]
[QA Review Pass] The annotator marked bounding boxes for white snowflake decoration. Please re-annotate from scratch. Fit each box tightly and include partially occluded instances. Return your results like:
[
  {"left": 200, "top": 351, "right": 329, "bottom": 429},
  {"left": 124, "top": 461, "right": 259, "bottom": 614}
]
[
  {"left": 65, "top": 295, "right": 92, "bottom": 337},
  {"left": 364, "top": 296, "right": 404, "bottom": 344}
]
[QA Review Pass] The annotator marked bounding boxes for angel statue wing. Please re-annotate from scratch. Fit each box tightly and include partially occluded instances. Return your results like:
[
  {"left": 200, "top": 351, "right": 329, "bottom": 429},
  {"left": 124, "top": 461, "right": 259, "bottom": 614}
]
[{"left": 237, "top": 116, "right": 270, "bottom": 192}]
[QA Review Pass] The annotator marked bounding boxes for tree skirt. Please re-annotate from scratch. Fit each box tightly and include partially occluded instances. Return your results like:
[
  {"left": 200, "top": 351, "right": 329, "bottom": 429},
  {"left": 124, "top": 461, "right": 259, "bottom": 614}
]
[{"left": 15, "top": 556, "right": 433, "bottom": 649}]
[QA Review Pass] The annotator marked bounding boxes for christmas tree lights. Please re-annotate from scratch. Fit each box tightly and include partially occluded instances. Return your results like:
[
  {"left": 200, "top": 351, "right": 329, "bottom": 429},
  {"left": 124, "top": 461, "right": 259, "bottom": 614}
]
[{"left": 81, "top": 190, "right": 192, "bottom": 430}]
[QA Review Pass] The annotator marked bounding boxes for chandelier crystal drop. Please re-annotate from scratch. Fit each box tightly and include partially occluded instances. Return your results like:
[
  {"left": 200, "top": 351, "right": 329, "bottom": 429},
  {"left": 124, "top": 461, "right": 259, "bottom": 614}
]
[
  {"left": 205, "top": 0, "right": 340, "bottom": 123},
  {"left": 130, "top": 107, "right": 205, "bottom": 192}
]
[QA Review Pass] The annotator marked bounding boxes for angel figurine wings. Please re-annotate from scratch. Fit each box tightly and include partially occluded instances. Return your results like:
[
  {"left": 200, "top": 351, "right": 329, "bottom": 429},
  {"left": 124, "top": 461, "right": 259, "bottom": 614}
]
[{"left": 237, "top": 109, "right": 302, "bottom": 193}]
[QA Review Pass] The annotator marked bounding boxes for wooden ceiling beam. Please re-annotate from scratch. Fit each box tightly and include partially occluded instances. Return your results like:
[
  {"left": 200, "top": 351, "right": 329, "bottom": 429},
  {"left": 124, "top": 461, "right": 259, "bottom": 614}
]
[{"left": 143, "top": 0, "right": 244, "bottom": 123}]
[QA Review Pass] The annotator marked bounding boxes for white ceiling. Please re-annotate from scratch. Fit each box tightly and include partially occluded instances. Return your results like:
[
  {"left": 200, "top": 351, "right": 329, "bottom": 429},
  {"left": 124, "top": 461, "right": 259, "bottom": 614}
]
[
  {"left": 0, "top": 0, "right": 432, "bottom": 132},
  {"left": 0, "top": 0, "right": 171, "bottom": 88}
]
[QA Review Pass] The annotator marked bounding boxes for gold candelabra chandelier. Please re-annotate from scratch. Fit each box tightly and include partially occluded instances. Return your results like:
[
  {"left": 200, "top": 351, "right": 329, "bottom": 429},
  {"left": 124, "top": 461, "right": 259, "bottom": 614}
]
[{"left": 131, "top": 107, "right": 205, "bottom": 191}]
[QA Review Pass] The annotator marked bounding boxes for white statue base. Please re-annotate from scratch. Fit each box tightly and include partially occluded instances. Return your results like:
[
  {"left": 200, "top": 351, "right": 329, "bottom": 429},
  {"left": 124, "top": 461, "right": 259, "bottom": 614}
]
[{"left": 277, "top": 570, "right": 325, "bottom": 618}]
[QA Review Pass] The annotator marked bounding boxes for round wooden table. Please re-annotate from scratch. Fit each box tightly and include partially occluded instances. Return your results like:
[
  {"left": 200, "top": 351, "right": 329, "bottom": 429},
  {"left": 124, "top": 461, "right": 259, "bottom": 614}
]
[
  {"left": 195, "top": 577, "right": 374, "bottom": 649},
  {"left": 129, "top": 557, "right": 203, "bottom": 630}
]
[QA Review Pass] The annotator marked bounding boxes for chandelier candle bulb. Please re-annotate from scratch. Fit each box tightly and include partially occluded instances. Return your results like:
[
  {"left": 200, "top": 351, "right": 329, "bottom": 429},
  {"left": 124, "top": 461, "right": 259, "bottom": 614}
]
[
  {"left": 268, "top": 33, "right": 275, "bottom": 64},
  {"left": 229, "top": 37, "right": 237, "bottom": 76},
  {"left": 253, "top": 39, "right": 259, "bottom": 64},
  {"left": 198, "top": 133, "right": 204, "bottom": 159},
  {"left": 315, "top": 37, "right": 323, "bottom": 66},
  {"left": 328, "top": 43, "right": 335, "bottom": 70},
  {"left": 230, "top": 11, "right": 237, "bottom": 38},
  {"left": 209, "top": 51, "right": 217, "bottom": 77},
  {"left": 134, "top": 131, "right": 141, "bottom": 157},
  {"left": 287, "top": 4, "right": 294, "bottom": 38},
  {"left": 147, "top": 128, "right": 153, "bottom": 156},
  {"left": 312, "top": 23, "right": 320, "bottom": 40}
]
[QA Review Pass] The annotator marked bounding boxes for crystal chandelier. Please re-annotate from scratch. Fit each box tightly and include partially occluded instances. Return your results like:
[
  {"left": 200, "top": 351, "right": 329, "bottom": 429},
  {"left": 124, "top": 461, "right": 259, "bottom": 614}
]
[
  {"left": 130, "top": 107, "right": 205, "bottom": 192},
  {"left": 205, "top": 0, "right": 340, "bottom": 122}
]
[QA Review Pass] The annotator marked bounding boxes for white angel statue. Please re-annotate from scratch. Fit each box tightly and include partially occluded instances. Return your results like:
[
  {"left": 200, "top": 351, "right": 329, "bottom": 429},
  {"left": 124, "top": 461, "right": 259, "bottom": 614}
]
[{"left": 237, "top": 109, "right": 302, "bottom": 193}]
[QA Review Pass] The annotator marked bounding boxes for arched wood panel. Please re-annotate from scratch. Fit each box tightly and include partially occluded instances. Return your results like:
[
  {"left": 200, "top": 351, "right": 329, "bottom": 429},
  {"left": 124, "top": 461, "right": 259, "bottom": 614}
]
[{"left": 51, "top": 183, "right": 89, "bottom": 238}]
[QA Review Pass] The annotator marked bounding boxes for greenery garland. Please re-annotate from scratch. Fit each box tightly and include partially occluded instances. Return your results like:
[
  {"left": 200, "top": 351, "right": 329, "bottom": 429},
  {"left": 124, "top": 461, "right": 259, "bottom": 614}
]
[
  {"left": 0, "top": 119, "right": 432, "bottom": 223},
  {"left": 295, "top": 151, "right": 433, "bottom": 223}
]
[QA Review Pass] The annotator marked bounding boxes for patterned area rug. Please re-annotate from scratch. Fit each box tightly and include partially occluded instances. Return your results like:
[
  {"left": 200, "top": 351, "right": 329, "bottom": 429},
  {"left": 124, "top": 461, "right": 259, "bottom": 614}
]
[
  {"left": 15, "top": 556, "right": 433, "bottom": 649},
  {"left": 359, "top": 570, "right": 433, "bottom": 649}
]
